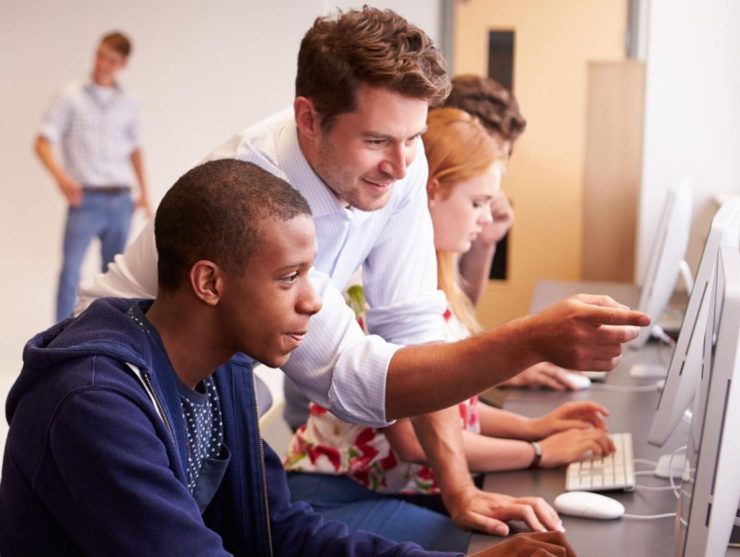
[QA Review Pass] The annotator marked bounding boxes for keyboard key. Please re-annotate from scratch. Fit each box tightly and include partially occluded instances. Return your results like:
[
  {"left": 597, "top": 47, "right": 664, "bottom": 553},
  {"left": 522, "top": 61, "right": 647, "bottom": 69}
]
[{"left": 565, "top": 432, "right": 636, "bottom": 492}]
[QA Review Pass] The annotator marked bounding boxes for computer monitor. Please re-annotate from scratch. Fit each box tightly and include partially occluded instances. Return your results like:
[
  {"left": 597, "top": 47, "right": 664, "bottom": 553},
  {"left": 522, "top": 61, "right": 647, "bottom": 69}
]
[
  {"left": 675, "top": 245, "right": 740, "bottom": 557},
  {"left": 648, "top": 199, "right": 740, "bottom": 446},
  {"left": 631, "top": 181, "right": 693, "bottom": 348}
]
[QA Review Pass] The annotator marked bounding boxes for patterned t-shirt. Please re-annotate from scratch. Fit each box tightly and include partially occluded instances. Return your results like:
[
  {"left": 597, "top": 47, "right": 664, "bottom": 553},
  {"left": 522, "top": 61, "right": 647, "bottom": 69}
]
[
  {"left": 283, "top": 306, "right": 478, "bottom": 494},
  {"left": 177, "top": 377, "right": 224, "bottom": 493},
  {"left": 127, "top": 302, "right": 224, "bottom": 495}
]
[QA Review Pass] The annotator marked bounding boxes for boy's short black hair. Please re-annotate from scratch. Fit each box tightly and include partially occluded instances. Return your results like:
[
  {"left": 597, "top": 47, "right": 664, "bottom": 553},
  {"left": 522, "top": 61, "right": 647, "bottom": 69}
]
[{"left": 155, "top": 159, "right": 312, "bottom": 291}]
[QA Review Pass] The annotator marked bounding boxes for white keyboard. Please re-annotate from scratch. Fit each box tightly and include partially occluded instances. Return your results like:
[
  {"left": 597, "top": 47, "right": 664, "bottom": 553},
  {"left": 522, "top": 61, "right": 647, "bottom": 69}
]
[{"left": 565, "top": 432, "right": 636, "bottom": 492}]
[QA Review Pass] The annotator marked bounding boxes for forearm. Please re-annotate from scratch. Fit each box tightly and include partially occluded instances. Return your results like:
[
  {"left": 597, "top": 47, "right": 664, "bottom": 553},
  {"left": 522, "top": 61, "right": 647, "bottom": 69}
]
[
  {"left": 462, "top": 430, "right": 535, "bottom": 473},
  {"left": 35, "top": 137, "right": 66, "bottom": 182},
  {"left": 477, "top": 404, "right": 536, "bottom": 440},
  {"left": 386, "top": 294, "right": 650, "bottom": 421},
  {"left": 458, "top": 238, "right": 496, "bottom": 305},
  {"left": 386, "top": 409, "right": 536, "bottom": 473},
  {"left": 385, "top": 319, "right": 538, "bottom": 420},
  {"left": 411, "top": 408, "right": 476, "bottom": 498},
  {"left": 130, "top": 149, "right": 149, "bottom": 196}
]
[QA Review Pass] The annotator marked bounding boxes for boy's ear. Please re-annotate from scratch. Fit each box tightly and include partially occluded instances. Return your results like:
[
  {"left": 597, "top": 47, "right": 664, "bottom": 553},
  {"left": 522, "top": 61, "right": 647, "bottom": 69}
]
[
  {"left": 189, "top": 260, "right": 222, "bottom": 306},
  {"left": 427, "top": 177, "right": 441, "bottom": 207},
  {"left": 294, "top": 96, "right": 321, "bottom": 141}
]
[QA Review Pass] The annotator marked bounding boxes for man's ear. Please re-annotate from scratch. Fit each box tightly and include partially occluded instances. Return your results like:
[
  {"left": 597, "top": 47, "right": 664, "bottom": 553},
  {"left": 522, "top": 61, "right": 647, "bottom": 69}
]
[
  {"left": 294, "top": 96, "right": 321, "bottom": 141},
  {"left": 189, "top": 260, "right": 222, "bottom": 306},
  {"left": 427, "top": 177, "right": 441, "bottom": 207}
]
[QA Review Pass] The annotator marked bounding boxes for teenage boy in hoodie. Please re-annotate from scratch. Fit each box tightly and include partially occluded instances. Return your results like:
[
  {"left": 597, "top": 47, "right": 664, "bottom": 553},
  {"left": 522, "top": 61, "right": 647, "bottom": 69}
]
[{"left": 0, "top": 159, "right": 576, "bottom": 557}]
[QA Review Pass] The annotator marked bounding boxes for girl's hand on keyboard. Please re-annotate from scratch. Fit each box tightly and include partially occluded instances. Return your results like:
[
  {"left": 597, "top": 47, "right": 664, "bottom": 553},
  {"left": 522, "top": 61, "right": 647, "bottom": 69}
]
[{"left": 539, "top": 428, "right": 615, "bottom": 468}]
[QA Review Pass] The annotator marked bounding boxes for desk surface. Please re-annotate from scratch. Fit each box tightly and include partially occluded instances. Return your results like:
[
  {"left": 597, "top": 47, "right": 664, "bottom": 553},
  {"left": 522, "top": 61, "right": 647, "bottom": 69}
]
[{"left": 468, "top": 280, "right": 740, "bottom": 556}]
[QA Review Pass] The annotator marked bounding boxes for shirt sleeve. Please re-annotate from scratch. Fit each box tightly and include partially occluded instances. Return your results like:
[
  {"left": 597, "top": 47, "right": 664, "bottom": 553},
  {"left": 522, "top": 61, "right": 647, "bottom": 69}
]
[
  {"left": 362, "top": 145, "right": 448, "bottom": 345},
  {"left": 46, "top": 387, "right": 232, "bottom": 556},
  {"left": 75, "top": 218, "right": 160, "bottom": 314},
  {"left": 127, "top": 98, "right": 142, "bottom": 149},
  {"left": 281, "top": 269, "right": 401, "bottom": 426},
  {"left": 76, "top": 221, "right": 398, "bottom": 426},
  {"left": 39, "top": 87, "right": 74, "bottom": 143}
]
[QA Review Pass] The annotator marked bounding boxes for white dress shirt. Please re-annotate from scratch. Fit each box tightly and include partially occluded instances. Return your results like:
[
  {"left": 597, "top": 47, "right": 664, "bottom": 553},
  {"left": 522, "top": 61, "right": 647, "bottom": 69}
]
[
  {"left": 39, "top": 81, "right": 141, "bottom": 186},
  {"left": 77, "top": 109, "right": 446, "bottom": 426}
]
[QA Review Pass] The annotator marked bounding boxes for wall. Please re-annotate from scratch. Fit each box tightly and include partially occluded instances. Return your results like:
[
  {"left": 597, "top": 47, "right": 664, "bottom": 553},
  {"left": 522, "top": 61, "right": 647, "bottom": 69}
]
[
  {"left": 637, "top": 0, "right": 740, "bottom": 283},
  {"left": 453, "top": 0, "right": 628, "bottom": 325},
  {"left": 0, "top": 0, "right": 440, "bottom": 368}
]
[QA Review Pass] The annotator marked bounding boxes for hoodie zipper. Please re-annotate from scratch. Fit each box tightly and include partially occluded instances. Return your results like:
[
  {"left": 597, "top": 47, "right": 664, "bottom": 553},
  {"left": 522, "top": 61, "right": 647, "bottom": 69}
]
[
  {"left": 142, "top": 371, "right": 176, "bottom": 443},
  {"left": 125, "top": 363, "right": 176, "bottom": 444},
  {"left": 252, "top": 374, "right": 274, "bottom": 557}
]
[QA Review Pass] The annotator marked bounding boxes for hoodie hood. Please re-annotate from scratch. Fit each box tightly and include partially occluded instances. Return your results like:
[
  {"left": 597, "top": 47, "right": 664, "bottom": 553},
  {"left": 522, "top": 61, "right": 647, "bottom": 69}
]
[{"left": 7, "top": 298, "right": 153, "bottom": 423}]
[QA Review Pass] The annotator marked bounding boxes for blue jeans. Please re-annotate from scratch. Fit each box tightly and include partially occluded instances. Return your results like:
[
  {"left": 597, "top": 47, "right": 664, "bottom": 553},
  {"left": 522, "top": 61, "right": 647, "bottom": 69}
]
[
  {"left": 56, "top": 190, "right": 133, "bottom": 321},
  {"left": 286, "top": 472, "right": 471, "bottom": 553}
]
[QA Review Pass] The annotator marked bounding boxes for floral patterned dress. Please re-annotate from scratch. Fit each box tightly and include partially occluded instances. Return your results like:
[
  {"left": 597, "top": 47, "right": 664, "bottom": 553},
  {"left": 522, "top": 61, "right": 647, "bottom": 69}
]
[{"left": 283, "top": 303, "right": 479, "bottom": 495}]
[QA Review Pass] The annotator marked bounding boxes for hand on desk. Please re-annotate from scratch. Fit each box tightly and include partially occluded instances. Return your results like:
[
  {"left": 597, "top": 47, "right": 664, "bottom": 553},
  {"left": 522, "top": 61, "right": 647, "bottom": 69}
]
[
  {"left": 444, "top": 484, "right": 562, "bottom": 537},
  {"left": 499, "top": 363, "right": 580, "bottom": 392},
  {"left": 526, "top": 294, "right": 650, "bottom": 372},
  {"left": 468, "top": 531, "right": 577, "bottom": 557}
]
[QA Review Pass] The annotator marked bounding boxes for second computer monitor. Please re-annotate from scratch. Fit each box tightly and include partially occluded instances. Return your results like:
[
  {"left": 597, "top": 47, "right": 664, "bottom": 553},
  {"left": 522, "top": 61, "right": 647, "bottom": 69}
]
[{"left": 631, "top": 181, "right": 693, "bottom": 348}]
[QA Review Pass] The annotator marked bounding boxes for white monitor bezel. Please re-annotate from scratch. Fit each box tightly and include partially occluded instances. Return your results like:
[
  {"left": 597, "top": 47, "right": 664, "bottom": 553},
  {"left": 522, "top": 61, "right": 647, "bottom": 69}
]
[
  {"left": 648, "top": 200, "right": 740, "bottom": 446},
  {"left": 676, "top": 245, "right": 740, "bottom": 557}
]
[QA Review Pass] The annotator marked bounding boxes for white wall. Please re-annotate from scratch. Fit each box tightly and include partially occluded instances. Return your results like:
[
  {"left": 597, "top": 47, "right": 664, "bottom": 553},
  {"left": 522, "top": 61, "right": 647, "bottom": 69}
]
[
  {"left": 0, "top": 0, "right": 440, "bottom": 369},
  {"left": 637, "top": 0, "right": 740, "bottom": 282}
]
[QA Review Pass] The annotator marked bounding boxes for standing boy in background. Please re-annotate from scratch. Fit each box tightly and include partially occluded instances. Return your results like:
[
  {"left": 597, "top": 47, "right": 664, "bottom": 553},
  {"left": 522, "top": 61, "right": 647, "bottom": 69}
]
[{"left": 35, "top": 30, "right": 152, "bottom": 321}]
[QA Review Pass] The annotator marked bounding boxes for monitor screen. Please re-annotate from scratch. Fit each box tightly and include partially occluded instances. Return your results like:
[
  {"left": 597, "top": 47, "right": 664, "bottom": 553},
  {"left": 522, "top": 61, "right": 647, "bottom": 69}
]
[
  {"left": 675, "top": 245, "right": 740, "bottom": 557},
  {"left": 648, "top": 200, "right": 740, "bottom": 446},
  {"left": 631, "top": 181, "right": 693, "bottom": 348}
]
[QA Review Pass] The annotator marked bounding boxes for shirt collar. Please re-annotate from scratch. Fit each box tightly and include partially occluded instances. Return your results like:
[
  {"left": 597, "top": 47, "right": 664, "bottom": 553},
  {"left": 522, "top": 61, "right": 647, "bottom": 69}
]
[{"left": 84, "top": 79, "right": 123, "bottom": 101}]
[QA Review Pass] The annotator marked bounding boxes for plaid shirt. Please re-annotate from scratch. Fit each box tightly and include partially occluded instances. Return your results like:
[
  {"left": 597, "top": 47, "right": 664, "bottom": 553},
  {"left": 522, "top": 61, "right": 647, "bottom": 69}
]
[{"left": 39, "top": 80, "right": 140, "bottom": 186}]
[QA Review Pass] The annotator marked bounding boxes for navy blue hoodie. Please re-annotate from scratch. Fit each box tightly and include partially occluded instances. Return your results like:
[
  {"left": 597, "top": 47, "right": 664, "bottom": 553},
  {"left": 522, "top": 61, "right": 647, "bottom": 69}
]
[{"left": 0, "top": 298, "right": 456, "bottom": 557}]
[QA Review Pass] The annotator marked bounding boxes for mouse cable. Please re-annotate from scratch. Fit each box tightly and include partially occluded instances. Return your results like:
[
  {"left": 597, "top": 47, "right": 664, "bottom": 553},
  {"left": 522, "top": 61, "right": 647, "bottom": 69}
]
[
  {"left": 623, "top": 512, "right": 677, "bottom": 520},
  {"left": 668, "top": 446, "right": 688, "bottom": 499}
]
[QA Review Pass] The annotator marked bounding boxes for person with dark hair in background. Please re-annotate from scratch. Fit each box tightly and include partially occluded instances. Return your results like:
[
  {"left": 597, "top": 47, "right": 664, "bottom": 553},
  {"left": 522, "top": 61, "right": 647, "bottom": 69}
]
[
  {"left": 35, "top": 30, "right": 152, "bottom": 322},
  {"left": 443, "top": 75, "right": 583, "bottom": 391},
  {"left": 0, "top": 159, "right": 578, "bottom": 557},
  {"left": 76, "top": 6, "right": 648, "bottom": 543}
]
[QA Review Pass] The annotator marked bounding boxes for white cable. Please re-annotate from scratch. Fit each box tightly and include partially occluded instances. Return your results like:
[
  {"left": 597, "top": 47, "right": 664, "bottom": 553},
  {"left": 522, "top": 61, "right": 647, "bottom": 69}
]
[
  {"left": 591, "top": 383, "right": 662, "bottom": 393},
  {"left": 635, "top": 484, "right": 679, "bottom": 491},
  {"left": 668, "top": 445, "right": 688, "bottom": 499},
  {"left": 623, "top": 512, "right": 677, "bottom": 520}
]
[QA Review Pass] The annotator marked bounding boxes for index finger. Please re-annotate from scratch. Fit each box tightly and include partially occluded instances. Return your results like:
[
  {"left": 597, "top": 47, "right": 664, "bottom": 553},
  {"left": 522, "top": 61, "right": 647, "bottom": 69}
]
[{"left": 584, "top": 305, "right": 651, "bottom": 327}]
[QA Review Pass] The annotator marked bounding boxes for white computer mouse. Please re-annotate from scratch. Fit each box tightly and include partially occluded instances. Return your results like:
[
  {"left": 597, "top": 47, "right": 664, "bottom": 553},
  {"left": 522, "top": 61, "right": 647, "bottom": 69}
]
[
  {"left": 561, "top": 371, "right": 592, "bottom": 390},
  {"left": 553, "top": 491, "right": 625, "bottom": 520}
]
